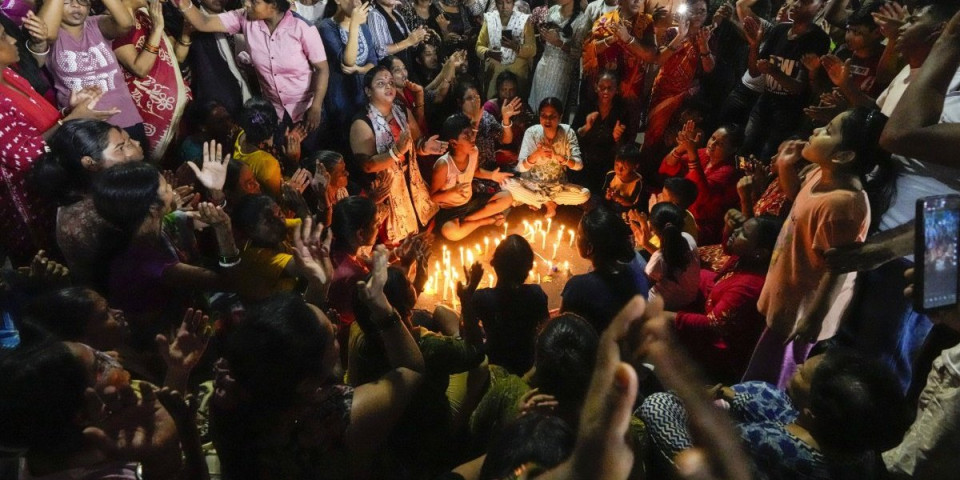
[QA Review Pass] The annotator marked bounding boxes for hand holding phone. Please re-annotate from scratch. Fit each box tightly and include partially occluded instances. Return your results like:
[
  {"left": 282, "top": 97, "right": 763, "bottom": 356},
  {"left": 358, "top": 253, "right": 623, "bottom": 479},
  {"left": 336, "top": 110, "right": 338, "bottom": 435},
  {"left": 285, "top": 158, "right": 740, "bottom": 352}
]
[{"left": 915, "top": 195, "right": 960, "bottom": 312}]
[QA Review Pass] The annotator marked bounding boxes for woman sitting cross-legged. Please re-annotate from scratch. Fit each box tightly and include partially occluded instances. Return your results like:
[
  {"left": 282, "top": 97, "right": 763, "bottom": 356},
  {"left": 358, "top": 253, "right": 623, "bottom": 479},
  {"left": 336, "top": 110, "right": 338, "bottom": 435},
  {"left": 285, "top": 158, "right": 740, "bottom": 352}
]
[
  {"left": 501, "top": 97, "right": 589, "bottom": 218},
  {"left": 430, "top": 114, "right": 514, "bottom": 241}
]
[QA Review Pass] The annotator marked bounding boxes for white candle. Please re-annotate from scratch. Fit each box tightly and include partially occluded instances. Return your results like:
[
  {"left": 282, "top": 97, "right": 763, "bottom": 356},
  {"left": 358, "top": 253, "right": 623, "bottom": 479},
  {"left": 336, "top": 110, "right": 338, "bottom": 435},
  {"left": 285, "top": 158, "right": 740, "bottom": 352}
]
[
  {"left": 541, "top": 230, "right": 547, "bottom": 250},
  {"left": 494, "top": 238, "right": 501, "bottom": 249},
  {"left": 484, "top": 237, "right": 490, "bottom": 256},
  {"left": 563, "top": 260, "right": 570, "bottom": 275},
  {"left": 546, "top": 218, "right": 552, "bottom": 235},
  {"left": 528, "top": 270, "right": 535, "bottom": 283},
  {"left": 459, "top": 246, "right": 465, "bottom": 268},
  {"left": 504, "top": 221, "right": 508, "bottom": 237},
  {"left": 488, "top": 273, "right": 495, "bottom": 288},
  {"left": 552, "top": 241, "right": 558, "bottom": 260},
  {"left": 547, "top": 260, "right": 553, "bottom": 273},
  {"left": 568, "top": 230, "right": 575, "bottom": 247},
  {"left": 536, "top": 272, "right": 541, "bottom": 284},
  {"left": 466, "top": 249, "right": 475, "bottom": 267}
]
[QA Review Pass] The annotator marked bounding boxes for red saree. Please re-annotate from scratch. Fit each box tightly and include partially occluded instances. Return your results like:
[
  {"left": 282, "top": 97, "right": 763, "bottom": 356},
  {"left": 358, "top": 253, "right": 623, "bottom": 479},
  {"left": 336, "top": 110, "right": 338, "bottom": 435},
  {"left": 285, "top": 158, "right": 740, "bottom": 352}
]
[
  {"left": 114, "top": 9, "right": 190, "bottom": 161},
  {"left": 645, "top": 36, "right": 702, "bottom": 150}
]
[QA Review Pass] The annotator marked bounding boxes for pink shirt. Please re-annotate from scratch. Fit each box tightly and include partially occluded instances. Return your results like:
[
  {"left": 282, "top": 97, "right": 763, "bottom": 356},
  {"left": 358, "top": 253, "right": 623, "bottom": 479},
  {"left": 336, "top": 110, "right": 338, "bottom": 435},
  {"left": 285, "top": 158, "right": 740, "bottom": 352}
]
[
  {"left": 218, "top": 9, "right": 326, "bottom": 122},
  {"left": 49, "top": 16, "right": 143, "bottom": 128}
]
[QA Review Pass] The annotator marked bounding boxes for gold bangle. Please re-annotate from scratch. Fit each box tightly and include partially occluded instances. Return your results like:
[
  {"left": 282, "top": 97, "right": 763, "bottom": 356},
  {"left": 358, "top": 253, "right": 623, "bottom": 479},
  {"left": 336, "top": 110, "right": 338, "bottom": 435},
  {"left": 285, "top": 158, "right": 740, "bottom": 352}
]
[
  {"left": 143, "top": 43, "right": 160, "bottom": 54},
  {"left": 177, "top": 37, "right": 192, "bottom": 46}
]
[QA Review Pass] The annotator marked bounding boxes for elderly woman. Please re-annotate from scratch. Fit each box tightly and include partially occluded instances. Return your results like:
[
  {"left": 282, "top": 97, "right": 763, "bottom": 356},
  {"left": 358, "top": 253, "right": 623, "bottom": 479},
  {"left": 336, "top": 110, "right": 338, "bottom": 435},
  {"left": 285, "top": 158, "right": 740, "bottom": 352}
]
[
  {"left": 349, "top": 62, "right": 445, "bottom": 243},
  {"left": 475, "top": 0, "right": 535, "bottom": 99},
  {"left": 501, "top": 97, "right": 589, "bottom": 218}
]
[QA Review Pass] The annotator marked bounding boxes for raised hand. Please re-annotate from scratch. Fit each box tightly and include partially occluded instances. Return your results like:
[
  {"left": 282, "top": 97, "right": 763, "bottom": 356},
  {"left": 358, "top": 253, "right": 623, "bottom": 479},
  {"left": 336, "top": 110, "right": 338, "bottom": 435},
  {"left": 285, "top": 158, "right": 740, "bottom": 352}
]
[
  {"left": 583, "top": 111, "right": 600, "bottom": 132},
  {"left": 395, "top": 129, "right": 413, "bottom": 155},
  {"left": 501, "top": 97, "right": 522, "bottom": 123},
  {"left": 188, "top": 202, "right": 230, "bottom": 228},
  {"left": 174, "top": 184, "right": 197, "bottom": 211},
  {"left": 285, "top": 167, "right": 313, "bottom": 194},
  {"left": 186, "top": 141, "right": 230, "bottom": 191},
  {"left": 66, "top": 88, "right": 120, "bottom": 121},
  {"left": 518, "top": 388, "right": 559, "bottom": 416},
  {"left": 284, "top": 125, "right": 307, "bottom": 162},
  {"left": 821, "top": 54, "right": 851, "bottom": 88},
  {"left": 16, "top": 250, "right": 70, "bottom": 287},
  {"left": 23, "top": 11, "right": 49, "bottom": 51},
  {"left": 352, "top": 1, "right": 371, "bottom": 25},
  {"left": 696, "top": 25, "right": 713, "bottom": 51},
  {"left": 82, "top": 382, "right": 179, "bottom": 465},
  {"left": 488, "top": 167, "right": 513, "bottom": 185},
  {"left": 148, "top": 0, "right": 164, "bottom": 31},
  {"left": 742, "top": 15, "right": 762, "bottom": 46},
  {"left": 872, "top": 2, "right": 906, "bottom": 40},
  {"left": 293, "top": 216, "right": 334, "bottom": 284},
  {"left": 712, "top": 2, "right": 733, "bottom": 26},
  {"left": 408, "top": 26, "right": 428, "bottom": 45},
  {"left": 800, "top": 52, "right": 821, "bottom": 72},
  {"left": 678, "top": 119, "right": 702, "bottom": 149},
  {"left": 156, "top": 308, "right": 211, "bottom": 376},
  {"left": 456, "top": 261, "right": 483, "bottom": 300},
  {"left": 357, "top": 245, "right": 392, "bottom": 316},
  {"left": 423, "top": 134, "right": 448, "bottom": 155},
  {"left": 612, "top": 120, "right": 626, "bottom": 142}
]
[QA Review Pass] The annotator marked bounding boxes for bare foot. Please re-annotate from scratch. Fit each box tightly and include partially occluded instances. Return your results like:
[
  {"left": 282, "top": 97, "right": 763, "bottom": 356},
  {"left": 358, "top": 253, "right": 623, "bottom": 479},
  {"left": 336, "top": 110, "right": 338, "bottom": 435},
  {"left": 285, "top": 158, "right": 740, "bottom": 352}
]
[{"left": 544, "top": 201, "right": 558, "bottom": 218}]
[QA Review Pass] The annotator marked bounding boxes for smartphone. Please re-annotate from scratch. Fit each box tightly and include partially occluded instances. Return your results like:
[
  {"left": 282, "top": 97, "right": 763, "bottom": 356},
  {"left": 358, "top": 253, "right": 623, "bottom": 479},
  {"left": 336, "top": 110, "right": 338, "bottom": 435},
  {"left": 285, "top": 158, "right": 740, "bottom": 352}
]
[
  {"left": 502, "top": 30, "right": 514, "bottom": 41},
  {"left": 915, "top": 195, "right": 960, "bottom": 312}
]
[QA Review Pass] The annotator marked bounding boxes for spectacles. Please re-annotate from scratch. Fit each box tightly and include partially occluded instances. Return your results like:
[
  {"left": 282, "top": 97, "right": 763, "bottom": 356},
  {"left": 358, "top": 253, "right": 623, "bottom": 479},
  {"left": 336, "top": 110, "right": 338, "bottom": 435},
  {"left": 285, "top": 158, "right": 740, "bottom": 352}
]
[{"left": 372, "top": 80, "right": 393, "bottom": 89}]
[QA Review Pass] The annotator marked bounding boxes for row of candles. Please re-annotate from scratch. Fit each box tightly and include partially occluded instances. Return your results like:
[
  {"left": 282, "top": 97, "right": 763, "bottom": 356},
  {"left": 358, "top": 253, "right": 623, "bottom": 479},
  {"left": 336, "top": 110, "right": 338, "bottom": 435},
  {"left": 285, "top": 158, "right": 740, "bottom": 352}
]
[{"left": 421, "top": 218, "right": 577, "bottom": 309}]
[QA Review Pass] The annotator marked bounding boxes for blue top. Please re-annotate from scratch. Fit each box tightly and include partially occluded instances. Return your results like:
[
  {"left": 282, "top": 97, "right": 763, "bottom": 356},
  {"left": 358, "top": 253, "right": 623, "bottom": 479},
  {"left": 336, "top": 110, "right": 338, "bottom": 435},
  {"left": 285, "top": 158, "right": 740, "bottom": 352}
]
[{"left": 317, "top": 19, "right": 380, "bottom": 140}]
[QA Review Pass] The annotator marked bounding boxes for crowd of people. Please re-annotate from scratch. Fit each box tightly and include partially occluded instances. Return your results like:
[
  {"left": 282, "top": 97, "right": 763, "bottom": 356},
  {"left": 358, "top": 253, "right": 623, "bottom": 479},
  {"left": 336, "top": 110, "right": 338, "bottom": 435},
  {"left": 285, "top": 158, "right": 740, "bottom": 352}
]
[{"left": 2, "top": 0, "right": 960, "bottom": 476}]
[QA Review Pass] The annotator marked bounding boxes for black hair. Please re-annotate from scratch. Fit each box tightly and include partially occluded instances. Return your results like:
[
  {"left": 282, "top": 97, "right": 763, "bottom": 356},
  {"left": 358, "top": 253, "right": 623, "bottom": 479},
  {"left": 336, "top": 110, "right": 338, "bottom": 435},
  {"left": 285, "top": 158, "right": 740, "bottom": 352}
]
[
  {"left": 259, "top": 0, "right": 290, "bottom": 13},
  {"left": 716, "top": 123, "right": 745, "bottom": 153},
  {"left": 28, "top": 119, "right": 118, "bottom": 205},
  {"left": 490, "top": 234, "right": 535, "bottom": 288},
  {"left": 751, "top": 214, "right": 783, "bottom": 252},
  {"left": 186, "top": 99, "right": 227, "bottom": 128},
  {"left": 615, "top": 143, "right": 642, "bottom": 167},
  {"left": 846, "top": 1, "right": 881, "bottom": 28},
  {"left": 529, "top": 314, "right": 598, "bottom": 412},
  {"left": 559, "top": 1, "right": 583, "bottom": 38},
  {"left": 836, "top": 107, "right": 898, "bottom": 231},
  {"left": 597, "top": 68, "right": 620, "bottom": 85},
  {"left": 224, "top": 293, "right": 331, "bottom": 412},
  {"left": 662, "top": 177, "right": 698, "bottom": 209},
  {"left": 239, "top": 97, "right": 278, "bottom": 146},
  {"left": 494, "top": 70, "right": 521, "bottom": 93},
  {"left": 808, "top": 349, "right": 910, "bottom": 456},
  {"left": 301, "top": 150, "right": 345, "bottom": 177},
  {"left": 538, "top": 97, "right": 564, "bottom": 116},
  {"left": 24, "top": 287, "right": 100, "bottom": 341},
  {"left": 479, "top": 413, "right": 575, "bottom": 480},
  {"left": 454, "top": 79, "right": 482, "bottom": 106},
  {"left": 92, "top": 162, "right": 162, "bottom": 235},
  {"left": 331, "top": 195, "right": 378, "bottom": 253},
  {"left": 0, "top": 340, "right": 87, "bottom": 455},
  {"left": 364, "top": 62, "right": 394, "bottom": 92},
  {"left": 581, "top": 205, "right": 637, "bottom": 271},
  {"left": 232, "top": 194, "right": 277, "bottom": 236},
  {"left": 442, "top": 114, "right": 474, "bottom": 142},
  {"left": 649, "top": 202, "right": 691, "bottom": 281},
  {"left": 380, "top": 54, "right": 404, "bottom": 73},
  {"left": 321, "top": 0, "right": 337, "bottom": 18}
]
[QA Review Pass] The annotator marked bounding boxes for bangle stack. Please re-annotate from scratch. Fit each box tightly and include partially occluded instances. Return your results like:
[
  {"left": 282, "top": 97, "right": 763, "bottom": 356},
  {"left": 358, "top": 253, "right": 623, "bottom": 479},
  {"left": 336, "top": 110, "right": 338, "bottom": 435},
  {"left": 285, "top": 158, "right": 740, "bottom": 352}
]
[
  {"left": 143, "top": 43, "right": 160, "bottom": 55},
  {"left": 388, "top": 145, "right": 401, "bottom": 162}
]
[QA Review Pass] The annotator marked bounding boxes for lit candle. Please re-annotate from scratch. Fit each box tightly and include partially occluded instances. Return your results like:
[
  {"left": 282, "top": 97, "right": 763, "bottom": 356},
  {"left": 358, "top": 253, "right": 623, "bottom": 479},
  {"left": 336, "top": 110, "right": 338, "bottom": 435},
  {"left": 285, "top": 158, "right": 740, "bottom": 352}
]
[
  {"left": 474, "top": 244, "right": 482, "bottom": 254},
  {"left": 563, "top": 260, "right": 570, "bottom": 275},
  {"left": 488, "top": 273, "right": 495, "bottom": 287},
  {"left": 534, "top": 220, "right": 542, "bottom": 234},
  {"left": 546, "top": 217, "right": 552, "bottom": 235},
  {"left": 522, "top": 220, "right": 530, "bottom": 236},
  {"left": 459, "top": 246, "right": 465, "bottom": 268},
  {"left": 552, "top": 241, "right": 558, "bottom": 260},
  {"left": 568, "top": 230, "right": 575, "bottom": 247},
  {"left": 536, "top": 272, "right": 541, "bottom": 284},
  {"left": 541, "top": 230, "right": 547, "bottom": 250},
  {"left": 528, "top": 270, "right": 535, "bottom": 283},
  {"left": 483, "top": 237, "right": 489, "bottom": 256},
  {"left": 494, "top": 238, "right": 501, "bottom": 249},
  {"left": 556, "top": 226, "right": 564, "bottom": 243},
  {"left": 532, "top": 260, "right": 537, "bottom": 272},
  {"left": 504, "top": 221, "right": 508, "bottom": 237},
  {"left": 547, "top": 260, "right": 553, "bottom": 273},
  {"left": 466, "top": 249, "right": 475, "bottom": 267}
]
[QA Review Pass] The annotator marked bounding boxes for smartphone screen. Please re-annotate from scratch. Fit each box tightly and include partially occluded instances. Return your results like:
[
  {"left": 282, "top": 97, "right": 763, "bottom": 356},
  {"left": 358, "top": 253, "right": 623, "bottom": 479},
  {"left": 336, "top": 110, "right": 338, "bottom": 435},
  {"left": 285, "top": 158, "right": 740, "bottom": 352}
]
[{"left": 916, "top": 195, "right": 960, "bottom": 312}]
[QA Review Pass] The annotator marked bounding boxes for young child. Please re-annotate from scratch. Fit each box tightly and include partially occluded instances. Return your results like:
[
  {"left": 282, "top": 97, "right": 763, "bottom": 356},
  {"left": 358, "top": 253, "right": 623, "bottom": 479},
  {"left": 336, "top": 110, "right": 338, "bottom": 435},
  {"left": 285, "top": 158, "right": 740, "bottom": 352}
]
[
  {"left": 430, "top": 115, "right": 514, "bottom": 241},
  {"left": 602, "top": 144, "right": 647, "bottom": 216},
  {"left": 635, "top": 177, "right": 700, "bottom": 252},
  {"left": 643, "top": 202, "right": 701, "bottom": 311},
  {"left": 470, "top": 234, "right": 549, "bottom": 375}
]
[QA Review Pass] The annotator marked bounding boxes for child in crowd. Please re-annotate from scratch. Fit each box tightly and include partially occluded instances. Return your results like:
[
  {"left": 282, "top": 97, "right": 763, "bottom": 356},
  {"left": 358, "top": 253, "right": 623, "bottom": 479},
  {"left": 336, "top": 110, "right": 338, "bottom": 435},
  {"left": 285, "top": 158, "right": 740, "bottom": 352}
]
[
  {"left": 230, "top": 194, "right": 301, "bottom": 303},
  {"left": 470, "top": 234, "right": 549, "bottom": 375},
  {"left": 430, "top": 114, "right": 514, "bottom": 241},
  {"left": 602, "top": 144, "right": 646, "bottom": 216},
  {"left": 643, "top": 202, "right": 701, "bottom": 311}
]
